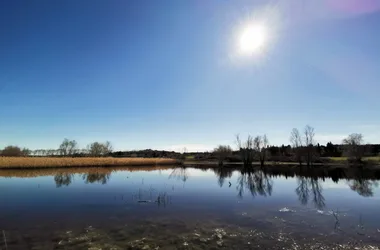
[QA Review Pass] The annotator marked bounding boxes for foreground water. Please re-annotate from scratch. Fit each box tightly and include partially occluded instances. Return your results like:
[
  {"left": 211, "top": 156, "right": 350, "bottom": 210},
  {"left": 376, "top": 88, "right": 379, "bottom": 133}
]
[{"left": 0, "top": 166, "right": 379, "bottom": 249}]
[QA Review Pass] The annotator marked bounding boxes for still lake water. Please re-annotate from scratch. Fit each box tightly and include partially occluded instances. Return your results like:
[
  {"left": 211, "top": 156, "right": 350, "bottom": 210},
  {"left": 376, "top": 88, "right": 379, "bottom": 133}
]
[{"left": 0, "top": 166, "right": 379, "bottom": 249}]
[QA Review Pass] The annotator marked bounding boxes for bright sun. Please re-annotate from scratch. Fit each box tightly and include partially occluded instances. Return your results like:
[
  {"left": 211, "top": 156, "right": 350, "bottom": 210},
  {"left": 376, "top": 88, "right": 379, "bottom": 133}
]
[{"left": 239, "top": 24, "right": 267, "bottom": 55}]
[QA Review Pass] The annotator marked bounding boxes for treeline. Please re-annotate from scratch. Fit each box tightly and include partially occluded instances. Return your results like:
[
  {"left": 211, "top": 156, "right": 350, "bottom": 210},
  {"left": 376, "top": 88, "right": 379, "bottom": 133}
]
[
  {"left": 0, "top": 139, "right": 113, "bottom": 157},
  {"left": 211, "top": 126, "right": 379, "bottom": 166},
  {"left": 110, "top": 149, "right": 181, "bottom": 159},
  {"left": 1, "top": 126, "right": 379, "bottom": 166}
]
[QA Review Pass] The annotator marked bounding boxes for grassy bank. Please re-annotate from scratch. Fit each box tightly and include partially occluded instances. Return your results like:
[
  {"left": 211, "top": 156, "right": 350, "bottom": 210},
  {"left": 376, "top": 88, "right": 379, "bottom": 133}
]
[
  {"left": 0, "top": 157, "right": 180, "bottom": 169},
  {"left": 327, "top": 156, "right": 380, "bottom": 163}
]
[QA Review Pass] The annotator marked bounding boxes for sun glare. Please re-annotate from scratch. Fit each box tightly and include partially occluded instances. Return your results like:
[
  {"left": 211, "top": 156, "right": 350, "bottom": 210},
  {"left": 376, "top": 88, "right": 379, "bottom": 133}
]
[
  {"left": 229, "top": 5, "right": 281, "bottom": 64},
  {"left": 239, "top": 24, "right": 267, "bottom": 55}
]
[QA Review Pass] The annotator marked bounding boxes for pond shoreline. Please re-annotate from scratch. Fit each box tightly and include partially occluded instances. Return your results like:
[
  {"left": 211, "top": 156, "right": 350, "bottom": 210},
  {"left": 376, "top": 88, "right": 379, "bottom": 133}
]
[
  {"left": 1, "top": 157, "right": 380, "bottom": 183},
  {"left": 1, "top": 163, "right": 380, "bottom": 182},
  {"left": 1, "top": 156, "right": 379, "bottom": 169}
]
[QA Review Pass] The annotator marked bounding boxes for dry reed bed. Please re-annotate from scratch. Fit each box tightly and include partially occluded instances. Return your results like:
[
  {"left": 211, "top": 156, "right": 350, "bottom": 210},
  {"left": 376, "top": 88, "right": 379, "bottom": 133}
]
[
  {"left": 0, "top": 157, "right": 180, "bottom": 169},
  {"left": 0, "top": 166, "right": 175, "bottom": 178}
]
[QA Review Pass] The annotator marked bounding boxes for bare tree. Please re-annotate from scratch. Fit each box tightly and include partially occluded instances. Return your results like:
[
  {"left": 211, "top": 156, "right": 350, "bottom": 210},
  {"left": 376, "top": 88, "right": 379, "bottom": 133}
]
[
  {"left": 290, "top": 128, "right": 303, "bottom": 165},
  {"left": 47, "top": 149, "right": 55, "bottom": 156},
  {"left": 290, "top": 126, "right": 316, "bottom": 166},
  {"left": 21, "top": 148, "right": 31, "bottom": 156},
  {"left": 104, "top": 141, "right": 113, "bottom": 155},
  {"left": 59, "top": 139, "right": 78, "bottom": 156},
  {"left": 304, "top": 125, "right": 315, "bottom": 166},
  {"left": 213, "top": 145, "right": 232, "bottom": 166},
  {"left": 253, "top": 135, "right": 269, "bottom": 167},
  {"left": 87, "top": 141, "right": 113, "bottom": 157},
  {"left": 87, "top": 142, "right": 103, "bottom": 156},
  {"left": 342, "top": 133, "right": 364, "bottom": 162},
  {"left": 236, "top": 134, "right": 254, "bottom": 167}
]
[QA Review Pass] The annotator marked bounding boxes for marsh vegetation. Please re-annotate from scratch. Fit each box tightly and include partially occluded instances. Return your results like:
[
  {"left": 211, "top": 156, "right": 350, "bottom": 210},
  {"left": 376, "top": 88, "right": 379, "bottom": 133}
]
[{"left": 0, "top": 157, "right": 179, "bottom": 169}]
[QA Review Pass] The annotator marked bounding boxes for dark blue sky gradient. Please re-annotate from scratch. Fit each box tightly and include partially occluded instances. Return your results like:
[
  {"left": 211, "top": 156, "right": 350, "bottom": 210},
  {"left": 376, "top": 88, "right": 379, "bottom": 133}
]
[{"left": 1, "top": 0, "right": 379, "bottom": 151}]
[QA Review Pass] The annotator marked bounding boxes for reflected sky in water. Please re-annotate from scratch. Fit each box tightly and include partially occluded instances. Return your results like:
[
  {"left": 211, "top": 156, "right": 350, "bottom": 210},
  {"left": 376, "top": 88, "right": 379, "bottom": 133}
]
[{"left": 0, "top": 166, "right": 379, "bottom": 246}]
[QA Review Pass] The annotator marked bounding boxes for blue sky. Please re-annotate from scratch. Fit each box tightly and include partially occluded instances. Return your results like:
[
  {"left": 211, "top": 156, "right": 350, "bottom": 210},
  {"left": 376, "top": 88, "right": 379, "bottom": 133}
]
[{"left": 1, "top": 0, "right": 379, "bottom": 152}]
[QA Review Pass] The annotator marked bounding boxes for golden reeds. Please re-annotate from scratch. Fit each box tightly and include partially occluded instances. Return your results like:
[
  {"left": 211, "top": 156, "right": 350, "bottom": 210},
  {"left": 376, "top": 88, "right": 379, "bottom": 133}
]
[{"left": 0, "top": 157, "right": 180, "bottom": 169}]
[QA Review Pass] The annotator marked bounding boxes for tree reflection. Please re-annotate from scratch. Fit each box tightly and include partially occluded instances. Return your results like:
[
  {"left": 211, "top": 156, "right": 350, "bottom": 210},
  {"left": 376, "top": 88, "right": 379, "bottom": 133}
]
[
  {"left": 295, "top": 177, "right": 309, "bottom": 205},
  {"left": 348, "top": 179, "right": 379, "bottom": 197},
  {"left": 82, "top": 173, "right": 111, "bottom": 184},
  {"left": 295, "top": 177, "right": 325, "bottom": 209},
  {"left": 169, "top": 167, "right": 189, "bottom": 183},
  {"left": 236, "top": 169, "right": 273, "bottom": 198},
  {"left": 54, "top": 173, "right": 73, "bottom": 187},
  {"left": 212, "top": 167, "right": 234, "bottom": 187},
  {"left": 310, "top": 178, "right": 325, "bottom": 209}
]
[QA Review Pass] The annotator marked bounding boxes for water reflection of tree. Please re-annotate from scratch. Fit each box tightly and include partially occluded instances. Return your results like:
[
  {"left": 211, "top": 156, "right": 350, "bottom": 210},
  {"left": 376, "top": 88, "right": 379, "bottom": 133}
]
[
  {"left": 82, "top": 173, "right": 111, "bottom": 184},
  {"left": 348, "top": 179, "right": 379, "bottom": 197},
  {"left": 295, "top": 177, "right": 309, "bottom": 205},
  {"left": 236, "top": 169, "right": 273, "bottom": 198},
  {"left": 54, "top": 173, "right": 73, "bottom": 187},
  {"left": 295, "top": 177, "right": 325, "bottom": 209},
  {"left": 169, "top": 167, "right": 189, "bottom": 182},
  {"left": 212, "top": 167, "right": 234, "bottom": 187}
]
